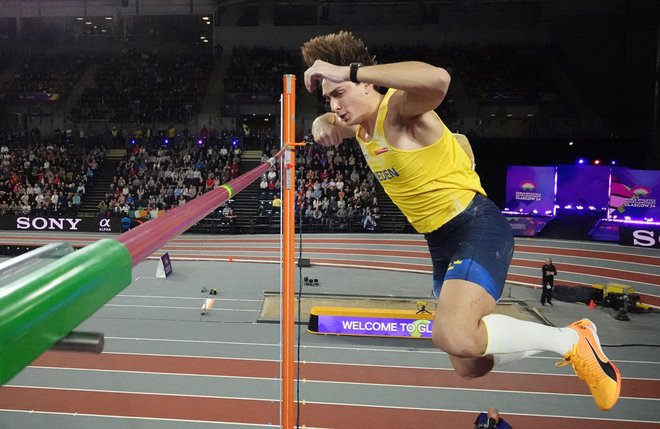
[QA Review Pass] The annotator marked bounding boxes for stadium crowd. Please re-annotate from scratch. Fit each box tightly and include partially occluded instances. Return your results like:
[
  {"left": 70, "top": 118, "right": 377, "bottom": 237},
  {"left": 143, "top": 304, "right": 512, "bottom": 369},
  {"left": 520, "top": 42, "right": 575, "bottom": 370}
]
[
  {"left": 256, "top": 136, "right": 382, "bottom": 233},
  {"left": 0, "top": 126, "right": 103, "bottom": 217},
  {"left": 1, "top": 52, "right": 87, "bottom": 97},
  {"left": 105, "top": 131, "right": 243, "bottom": 224},
  {"left": 0, "top": 42, "right": 568, "bottom": 233},
  {"left": 224, "top": 46, "right": 300, "bottom": 94},
  {"left": 73, "top": 50, "right": 213, "bottom": 124}
]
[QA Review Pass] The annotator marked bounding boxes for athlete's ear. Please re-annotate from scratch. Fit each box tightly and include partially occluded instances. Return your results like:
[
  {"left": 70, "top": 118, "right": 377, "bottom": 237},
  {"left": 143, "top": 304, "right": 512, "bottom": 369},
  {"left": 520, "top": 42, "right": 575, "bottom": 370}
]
[{"left": 363, "top": 83, "right": 371, "bottom": 94}]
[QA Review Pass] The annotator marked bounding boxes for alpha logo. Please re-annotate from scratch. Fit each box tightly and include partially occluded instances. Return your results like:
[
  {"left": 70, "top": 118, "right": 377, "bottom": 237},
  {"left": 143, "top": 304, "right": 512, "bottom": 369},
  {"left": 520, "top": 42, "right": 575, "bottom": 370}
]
[
  {"left": 17, "top": 217, "right": 82, "bottom": 231},
  {"left": 98, "top": 218, "right": 112, "bottom": 232}
]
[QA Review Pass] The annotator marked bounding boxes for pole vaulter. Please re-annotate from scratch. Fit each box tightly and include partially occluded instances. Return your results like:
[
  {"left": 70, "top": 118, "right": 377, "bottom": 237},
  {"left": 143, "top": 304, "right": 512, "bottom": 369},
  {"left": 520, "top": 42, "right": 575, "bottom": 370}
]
[{"left": 0, "top": 147, "right": 285, "bottom": 387}]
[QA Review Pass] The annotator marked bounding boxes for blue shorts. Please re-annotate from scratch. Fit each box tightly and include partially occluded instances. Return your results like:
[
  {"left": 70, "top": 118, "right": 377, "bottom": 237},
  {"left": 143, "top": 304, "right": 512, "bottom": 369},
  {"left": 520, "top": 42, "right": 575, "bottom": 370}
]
[{"left": 424, "top": 194, "right": 514, "bottom": 301}]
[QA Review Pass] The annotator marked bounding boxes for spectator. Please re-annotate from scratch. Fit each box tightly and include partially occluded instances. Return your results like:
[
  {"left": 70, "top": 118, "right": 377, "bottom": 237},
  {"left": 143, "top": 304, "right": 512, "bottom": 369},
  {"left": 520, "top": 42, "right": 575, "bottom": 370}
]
[
  {"left": 541, "top": 258, "right": 557, "bottom": 306},
  {"left": 121, "top": 215, "right": 132, "bottom": 232},
  {"left": 222, "top": 204, "right": 236, "bottom": 224},
  {"left": 97, "top": 200, "right": 107, "bottom": 217},
  {"left": 72, "top": 192, "right": 81, "bottom": 213},
  {"left": 363, "top": 211, "right": 377, "bottom": 232}
]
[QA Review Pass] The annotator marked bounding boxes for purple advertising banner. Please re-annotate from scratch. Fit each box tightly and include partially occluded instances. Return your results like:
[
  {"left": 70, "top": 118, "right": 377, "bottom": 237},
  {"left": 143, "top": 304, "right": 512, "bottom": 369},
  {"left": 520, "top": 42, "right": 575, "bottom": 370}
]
[
  {"left": 316, "top": 315, "right": 433, "bottom": 338},
  {"left": 505, "top": 166, "right": 556, "bottom": 215},
  {"left": 556, "top": 165, "right": 610, "bottom": 211},
  {"left": 609, "top": 168, "right": 660, "bottom": 221}
]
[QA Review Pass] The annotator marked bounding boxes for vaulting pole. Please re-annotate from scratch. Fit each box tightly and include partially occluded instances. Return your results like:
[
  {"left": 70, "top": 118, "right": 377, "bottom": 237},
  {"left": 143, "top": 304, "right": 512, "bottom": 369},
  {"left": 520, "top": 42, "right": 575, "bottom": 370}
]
[
  {"left": 117, "top": 151, "right": 284, "bottom": 266},
  {"left": 0, "top": 150, "right": 284, "bottom": 386}
]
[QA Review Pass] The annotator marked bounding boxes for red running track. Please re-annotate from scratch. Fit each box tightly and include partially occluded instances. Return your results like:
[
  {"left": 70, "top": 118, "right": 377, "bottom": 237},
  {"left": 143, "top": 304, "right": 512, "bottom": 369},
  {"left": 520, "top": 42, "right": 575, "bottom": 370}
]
[{"left": 1, "top": 351, "right": 657, "bottom": 429}]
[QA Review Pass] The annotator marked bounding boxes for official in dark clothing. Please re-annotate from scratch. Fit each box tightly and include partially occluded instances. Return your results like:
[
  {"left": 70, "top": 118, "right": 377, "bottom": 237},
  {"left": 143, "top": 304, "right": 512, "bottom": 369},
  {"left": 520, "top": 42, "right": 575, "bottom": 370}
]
[{"left": 541, "top": 258, "right": 557, "bottom": 306}]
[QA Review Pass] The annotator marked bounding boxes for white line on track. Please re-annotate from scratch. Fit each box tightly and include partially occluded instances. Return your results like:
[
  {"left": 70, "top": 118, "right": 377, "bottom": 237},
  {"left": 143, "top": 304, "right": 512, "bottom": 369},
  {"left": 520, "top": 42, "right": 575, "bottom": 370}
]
[
  {"left": 298, "top": 400, "right": 660, "bottom": 424},
  {"left": 4, "top": 384, "right": 270, "bottom": 401},
  {"left": 104, "top": 304, "right": 259, "bottom": 312},
  {"left": 300, "top": 378, "right": 659, "bottom": 403},
  {"left": 52, "top": 349, "right": 659, "bottom": 380},
  {"left": 22, "top": 364, "right": 660, "bottom": 390},
  {"left": 3, "top": 385, "right": 658, "bottom": 424},
  {"left": 103, "top": 337, "right": 660, "bottom": 366},
  {"left": 26, "top": 366, "right": 278, "bottom": 381},
  {"left": 0, "top": 409, "right": 277, "bottom": 427},
  {"left": 514, "top": 251, "right": 660, "bottom": 268},
  {"left": 116, "top": 294, "right": 262, "bottom": 302}
]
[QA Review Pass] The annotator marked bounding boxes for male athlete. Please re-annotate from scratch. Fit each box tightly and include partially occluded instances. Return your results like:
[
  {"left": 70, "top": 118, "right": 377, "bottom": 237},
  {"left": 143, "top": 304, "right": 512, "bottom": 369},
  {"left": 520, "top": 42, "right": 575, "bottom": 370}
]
[{"left": 301, "top": 31, "right": 620, "bottom": 410}]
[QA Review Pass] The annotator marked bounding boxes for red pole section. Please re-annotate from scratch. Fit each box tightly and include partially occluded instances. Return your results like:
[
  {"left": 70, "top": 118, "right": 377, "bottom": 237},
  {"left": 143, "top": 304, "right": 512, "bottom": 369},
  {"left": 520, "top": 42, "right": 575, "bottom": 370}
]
[{"left": 117, "top": 150, "right": 284, "bottom": 266}]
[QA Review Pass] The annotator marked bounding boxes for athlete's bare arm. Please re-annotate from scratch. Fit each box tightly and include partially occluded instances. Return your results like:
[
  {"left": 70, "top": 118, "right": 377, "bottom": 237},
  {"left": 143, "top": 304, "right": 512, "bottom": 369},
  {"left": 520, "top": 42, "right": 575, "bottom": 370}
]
[
  {"left": 311, "top": 112, "right": 356, "bottom": 147},
  {"left": 304, "top": 60, "right": 449, "bottom": 118}
]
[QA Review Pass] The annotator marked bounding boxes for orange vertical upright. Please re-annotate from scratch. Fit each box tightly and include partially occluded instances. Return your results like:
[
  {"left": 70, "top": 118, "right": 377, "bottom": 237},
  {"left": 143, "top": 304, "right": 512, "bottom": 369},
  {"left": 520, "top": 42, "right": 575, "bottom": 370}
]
[{"left": 281, "top": 74, "right": 296, "bottom": 429}]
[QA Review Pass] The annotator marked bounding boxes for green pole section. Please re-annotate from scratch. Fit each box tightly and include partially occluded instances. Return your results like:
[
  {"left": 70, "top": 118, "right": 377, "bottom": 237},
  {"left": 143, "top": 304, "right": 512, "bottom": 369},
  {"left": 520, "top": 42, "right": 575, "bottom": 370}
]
[{"left": 0, "top": 239, "right": 132, "bottom": 385}]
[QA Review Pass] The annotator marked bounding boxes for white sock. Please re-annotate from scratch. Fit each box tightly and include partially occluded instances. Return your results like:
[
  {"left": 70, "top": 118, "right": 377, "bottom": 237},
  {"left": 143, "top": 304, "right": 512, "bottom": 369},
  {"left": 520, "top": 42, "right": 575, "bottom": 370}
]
[
  {"left": 492, "top": 350, "right": 542, "bottom": 368},
  {"left": 482, "top": 314, "right": 579, "bottom": 358}
]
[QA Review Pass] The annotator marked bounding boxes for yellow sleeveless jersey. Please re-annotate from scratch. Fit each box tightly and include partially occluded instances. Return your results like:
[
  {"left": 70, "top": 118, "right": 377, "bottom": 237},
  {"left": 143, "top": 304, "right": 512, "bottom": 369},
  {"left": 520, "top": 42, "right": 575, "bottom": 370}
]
[{"left": 355, "top": 88, "right": 485, "bottom": 234}]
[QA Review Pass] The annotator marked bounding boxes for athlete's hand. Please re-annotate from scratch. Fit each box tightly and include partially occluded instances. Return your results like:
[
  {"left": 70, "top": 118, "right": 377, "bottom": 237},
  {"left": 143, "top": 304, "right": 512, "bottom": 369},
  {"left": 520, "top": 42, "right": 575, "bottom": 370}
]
[
  {"left": 304, "top": 60, "right": 349, "bottom": 92},
  {"left": 312, "top": 113, "right": 344, "bottom": 147}
]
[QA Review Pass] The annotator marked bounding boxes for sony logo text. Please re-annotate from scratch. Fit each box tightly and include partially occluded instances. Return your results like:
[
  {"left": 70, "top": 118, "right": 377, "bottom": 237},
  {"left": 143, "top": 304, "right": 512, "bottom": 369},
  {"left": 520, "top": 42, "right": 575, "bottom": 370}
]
[
  {"left": 632, "top": 229, "right": 660, "bottom": 247},
  {"left": 16, "top": 217, "right": 83, "bottom": 231}
]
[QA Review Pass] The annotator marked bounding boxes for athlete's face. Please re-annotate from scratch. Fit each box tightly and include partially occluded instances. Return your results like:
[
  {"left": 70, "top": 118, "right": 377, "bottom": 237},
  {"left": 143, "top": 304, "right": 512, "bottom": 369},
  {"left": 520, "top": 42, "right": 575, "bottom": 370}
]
[{"left": 321, "top": 80, "right": 366, "bottom": 126}]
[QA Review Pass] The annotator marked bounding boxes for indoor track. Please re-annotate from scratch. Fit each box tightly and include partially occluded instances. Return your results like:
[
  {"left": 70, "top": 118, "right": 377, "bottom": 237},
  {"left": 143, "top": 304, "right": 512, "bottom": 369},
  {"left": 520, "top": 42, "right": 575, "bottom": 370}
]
[{"left": 0, "top": 232, "right": 658, "bottom": 428}]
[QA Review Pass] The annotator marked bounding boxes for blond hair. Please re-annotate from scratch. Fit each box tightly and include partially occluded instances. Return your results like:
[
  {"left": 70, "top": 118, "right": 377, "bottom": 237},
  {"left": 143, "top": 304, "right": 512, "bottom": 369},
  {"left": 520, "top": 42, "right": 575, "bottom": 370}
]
[{"left": 301, "top": 31, "right": 376, "bottom": 67}]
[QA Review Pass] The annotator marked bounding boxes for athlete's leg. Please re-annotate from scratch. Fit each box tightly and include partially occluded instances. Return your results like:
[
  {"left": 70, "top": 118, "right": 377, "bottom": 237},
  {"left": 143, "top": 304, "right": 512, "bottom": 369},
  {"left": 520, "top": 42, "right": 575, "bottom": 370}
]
[
  {"left": 426, "top": 194, "right": 512, "bottom": 378},
  {"left": 432, "top": 277, "right": 607, "bottom": 378},
  {"left": 427, "top": 195, "right": 620, "bottom": 409},
  {"left": 433, "top": 280, "right": 542, "bottom": 374},
  {"left": 432, "top": 278, "right": 496, "bottom": 379},
  {"left": 479, "top": 313, "right": 621, "bottom": 410}
]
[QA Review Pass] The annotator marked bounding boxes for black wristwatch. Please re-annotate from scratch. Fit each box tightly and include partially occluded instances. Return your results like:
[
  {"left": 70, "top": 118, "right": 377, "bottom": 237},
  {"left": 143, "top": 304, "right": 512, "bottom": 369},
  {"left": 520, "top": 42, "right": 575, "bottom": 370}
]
[{"left": 349, "top": 62, "right": 363, "bottom": 83}]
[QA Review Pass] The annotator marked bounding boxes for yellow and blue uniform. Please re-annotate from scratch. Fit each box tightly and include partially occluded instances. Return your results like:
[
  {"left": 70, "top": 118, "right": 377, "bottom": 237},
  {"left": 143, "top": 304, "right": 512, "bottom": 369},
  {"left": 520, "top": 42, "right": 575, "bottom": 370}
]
[
  {"left": 356, "top": 88, "right": 513, "bottom": 300},
  {"left": 355, "top": 89, "right": 485, "bottom": 234}
]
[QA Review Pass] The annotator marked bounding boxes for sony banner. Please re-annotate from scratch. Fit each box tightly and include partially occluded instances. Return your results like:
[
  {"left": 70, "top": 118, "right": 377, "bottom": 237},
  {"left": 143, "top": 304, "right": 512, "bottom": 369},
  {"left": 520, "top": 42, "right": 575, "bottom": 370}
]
[
  {"left": 619, "top": 226, "right": 660, "bottom": 249},
  {"left": 0, "top": 216, "right": 120, "bottom": 233}
]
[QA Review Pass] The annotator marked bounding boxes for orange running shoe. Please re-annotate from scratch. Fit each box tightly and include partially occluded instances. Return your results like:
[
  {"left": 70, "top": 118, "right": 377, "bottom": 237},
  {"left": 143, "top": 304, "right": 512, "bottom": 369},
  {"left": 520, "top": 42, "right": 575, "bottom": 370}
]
[{"left": 556, "top": 319, "right": 621, "bottom": 410}]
